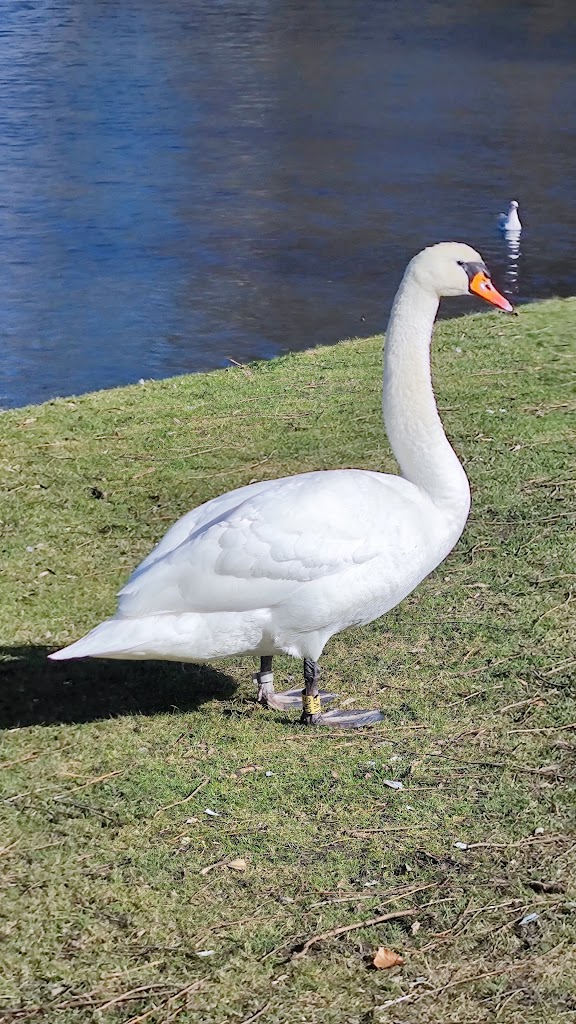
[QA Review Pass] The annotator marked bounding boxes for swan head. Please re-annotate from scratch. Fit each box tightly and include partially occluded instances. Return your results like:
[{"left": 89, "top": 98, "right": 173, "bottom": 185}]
[{"left": 408, "top": 241, "right": 513, "bottom": 312}]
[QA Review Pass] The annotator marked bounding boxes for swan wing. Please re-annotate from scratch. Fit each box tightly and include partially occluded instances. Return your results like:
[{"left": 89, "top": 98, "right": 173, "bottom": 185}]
[
  {"left": 118, "top": 471, "right": 418, "bottom": 617},
  {"left": 134, "top": 478, "right": 280, "bottom": 573}
]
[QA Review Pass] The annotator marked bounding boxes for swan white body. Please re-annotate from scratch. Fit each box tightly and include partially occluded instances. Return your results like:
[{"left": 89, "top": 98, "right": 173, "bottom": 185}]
[
  {"left": 498, "top": 200, "right": 522, "bottom": 233},
  {"left": 51, "top": 243, "right": 510, "bottom": 674},
  {"left": 52, "top": 469, "right": 460, "bottom": 663}
]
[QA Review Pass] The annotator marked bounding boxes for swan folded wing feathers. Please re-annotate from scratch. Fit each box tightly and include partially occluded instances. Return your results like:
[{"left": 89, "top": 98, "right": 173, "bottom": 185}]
[
  {"left": 118, "top": 511, "right": 381, "bottom": 617},
  {"left": 118, "top": 471, "right": 421, "bottom": 618},
  {"left": 128, "top": 471, "right": 367, "bottom": 581},
  {"left": 131, "top": 478, "right": 277, "bottom": 576}
]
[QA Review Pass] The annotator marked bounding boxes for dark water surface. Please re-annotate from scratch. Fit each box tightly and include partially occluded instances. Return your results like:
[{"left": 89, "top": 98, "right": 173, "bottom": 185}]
[{"left": 1, "top": 0, "right": 575, "bottom": 409}]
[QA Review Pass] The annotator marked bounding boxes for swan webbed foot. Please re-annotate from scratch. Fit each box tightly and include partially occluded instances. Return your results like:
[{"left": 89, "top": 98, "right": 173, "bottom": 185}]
[
  {"left": 258, "top": 684, "right": 337, "bottom": 711},
  {"left": 299, "top": 657, "right": 382, "bottom": 729},
  {"left": 300, "top": 708, "right": 384, "bottom": 729},
  {"left": 254, "top": 656, "right": 337, "bottom": 711}
]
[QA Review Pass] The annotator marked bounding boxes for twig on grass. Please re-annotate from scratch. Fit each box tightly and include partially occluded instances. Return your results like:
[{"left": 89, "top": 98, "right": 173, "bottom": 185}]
[
  {"left": 249, "top": 453, "right": 276, "bottom": 472},
  {"left": 122, "top": 980, "right": 204, "bottom": 1024},
  {"left": 308, "top": 879, "right": 447, "bottom": 909},
  {"left": 199, "top": 859, "right": 227, "bottom": 876},
  {"left": 0, "top": 984, "right": 174, "bottom": 1021},
  {"left": 445, "top": 689, "right": 486, "bottom": 708},
  {"left": 533, "top": 591, "right": 574, "bottom": 626},
  {"left": 419, "top": 899, "right": 525, "bottom": 952},
  {"left": 438, "top": 729, "right": 489, "bottom": 746},
  {"left": 498, "top": 695, "right": 547, "bottom": 714},
  {"left": 260, "top": 883, "right": 439, "bottom": 963},
  {"left": 54, "top": 769, "right": 124, "bottom": 797},
  {"left": 96, "top": 984, "right": 174, "bottom": 1013},
  {"left": 0, "top": 839, "right": 21, "bottom": 856},
  {"left": 51, "top": 798, "right": 118, "bottom": 821},
  {"left": 421, "top": 896, "right": 475, "bottom": 941},
  {"left": 377, "top": 957, "right": 537, "bottom": 1011},
  {"left": 486, "top": 903, "right": 562, "bottom": 941},
  {"left": 456, "top": 656, "right": 519, "bottom": 677},
  {"left": 458, "top": 833, "right": 566, "bottom": 851},
  {"left": 494, "top": 987, "right": 529, "bottom": 1018},
  {"left": 423, "top": 751, "right": 567, "bottom": 777},
  {"left": 238, "top": 1002, "right": 271, "bottom": 1024},
  {"left": 294, "top": 909, "right": 417, "bottom": 958},
  {"left": 152, "top": 778, "right": 209, "bottom": 819},
  {"left": 5, "top": 768, "right": 123, "bottom": 803},
  {"left": 544, "top": 659, "right": 576, "bottom": 676},
  {"left": 508, "top": 722, "right": 576, "bottom": 735},
  {"left": 309, "top": 894, "right": 394, "bottom": 908},
  {"left": 393, "top": 723, "right": 429, "bottom": 731},
  {"left": 377, "top": 681, "right": 416, "bottom": 692},
  {"left": 293, "top": 882, "right": 439, "bottom": 958},
  {"left": 226, "top": 356, "right": 253, "bottom": 378},
  {"left": 0, "top": 753, "right": 39, "bottom": 770},
  {"left": 344, "top": 826, "right": 417, "bottom": 836},
  {"left": 1, "top": 840, "right": 62, "bottom": 860}
]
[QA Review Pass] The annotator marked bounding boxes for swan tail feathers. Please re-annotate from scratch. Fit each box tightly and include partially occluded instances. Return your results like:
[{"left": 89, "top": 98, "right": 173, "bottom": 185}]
[
  {"left": 48, "top": 618, "right": 183, "bottom": 661},
  {"left": 48, "top": 611, "right": 264, "bottom": 662}
]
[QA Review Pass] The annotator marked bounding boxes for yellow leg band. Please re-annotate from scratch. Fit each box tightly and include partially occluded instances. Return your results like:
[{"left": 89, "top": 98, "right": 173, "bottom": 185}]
[{"left": 302, "top": 692, "right": 321, "bottom": 716}]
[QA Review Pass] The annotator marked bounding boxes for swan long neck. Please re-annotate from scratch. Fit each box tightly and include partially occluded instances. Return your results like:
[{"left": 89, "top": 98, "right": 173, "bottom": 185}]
[{"left": 382, "top": 269, "right": 470, "bottom": 525}]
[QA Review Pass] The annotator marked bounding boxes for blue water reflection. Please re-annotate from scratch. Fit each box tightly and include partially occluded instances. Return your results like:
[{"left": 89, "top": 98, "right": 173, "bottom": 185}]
[{"left": 0, "top": 0, "right": 574, "bottom": 407}]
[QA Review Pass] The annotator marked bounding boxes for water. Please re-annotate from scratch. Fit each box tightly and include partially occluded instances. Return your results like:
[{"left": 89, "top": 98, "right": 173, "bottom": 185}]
[{"left": 0, "top": 0, "right": 575, "bottom": 409}]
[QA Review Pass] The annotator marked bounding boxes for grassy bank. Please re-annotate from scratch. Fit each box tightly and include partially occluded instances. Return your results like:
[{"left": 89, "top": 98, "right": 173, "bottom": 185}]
[{"left": 1, "top": 299, "right": 575, "bottom": 1023}]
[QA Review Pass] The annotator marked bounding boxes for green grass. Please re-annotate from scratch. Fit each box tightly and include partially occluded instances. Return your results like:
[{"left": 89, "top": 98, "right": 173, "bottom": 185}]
[{"left": 1, "top": 299, "right": 575, "bottom": 1024}]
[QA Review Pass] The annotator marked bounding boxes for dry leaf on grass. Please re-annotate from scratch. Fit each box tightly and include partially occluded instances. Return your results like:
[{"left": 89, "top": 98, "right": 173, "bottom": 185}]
[
  {"left": 373, "top": 947, "right": 404, "bottom": 970},
  {"left": 200, "top": 857, "right": 248, "bottom": 875},
  {"left": 228, "top": 858, "right": 247, "bottom": 872}
]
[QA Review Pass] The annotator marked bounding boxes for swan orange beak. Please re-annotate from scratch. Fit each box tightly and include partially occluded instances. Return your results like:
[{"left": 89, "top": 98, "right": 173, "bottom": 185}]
[{"left": 469, "top": 271, "right": 514, "bottom": 312}]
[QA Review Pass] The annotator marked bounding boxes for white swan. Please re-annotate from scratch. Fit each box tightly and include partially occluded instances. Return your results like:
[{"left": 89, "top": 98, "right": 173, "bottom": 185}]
[
  {"left": 50, "top": 243, "right": 513, "bottom": 727},
  {"left": 498, "top": 200, "right": 522, "bottom": 233}
]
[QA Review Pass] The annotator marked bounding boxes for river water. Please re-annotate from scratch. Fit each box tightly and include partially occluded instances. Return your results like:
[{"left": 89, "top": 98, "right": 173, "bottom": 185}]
[{"left": 0, "top": 0, "right": 575, "bottom": 409}]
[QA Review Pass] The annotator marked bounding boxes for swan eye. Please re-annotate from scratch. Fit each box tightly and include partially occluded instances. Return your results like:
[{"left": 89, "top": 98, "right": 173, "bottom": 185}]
[{"left": 458, "top": 260, "right": 490, "bottom": 281}]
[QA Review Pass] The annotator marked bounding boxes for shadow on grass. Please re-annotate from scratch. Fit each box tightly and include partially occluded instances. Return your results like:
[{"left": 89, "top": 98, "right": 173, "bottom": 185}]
[{"left": 0, "top": 646, "right": 238, "bottom": 729}]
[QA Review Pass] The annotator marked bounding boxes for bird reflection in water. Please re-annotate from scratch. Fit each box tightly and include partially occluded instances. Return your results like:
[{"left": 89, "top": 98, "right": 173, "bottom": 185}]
[
  {"left": 498, "top": 200, "right": 522, "bottom": 298},
  {"left": 502, "top": 229, "right": 522, "bottom": 298}
]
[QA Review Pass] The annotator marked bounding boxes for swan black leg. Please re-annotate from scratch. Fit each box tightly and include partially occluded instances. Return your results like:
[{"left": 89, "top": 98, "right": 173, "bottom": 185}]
[
  {"left": 300, "top": 658, "right": 323, "bottom": 724},
  {"left": 300, "top": 659, "right": 384, "bottom": 729},
  {"left": 254, "top": 656, "right": 277, "bottom": 705},
  {"left": 255, "top": 655, "right": 336, "bottom": 711}
]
